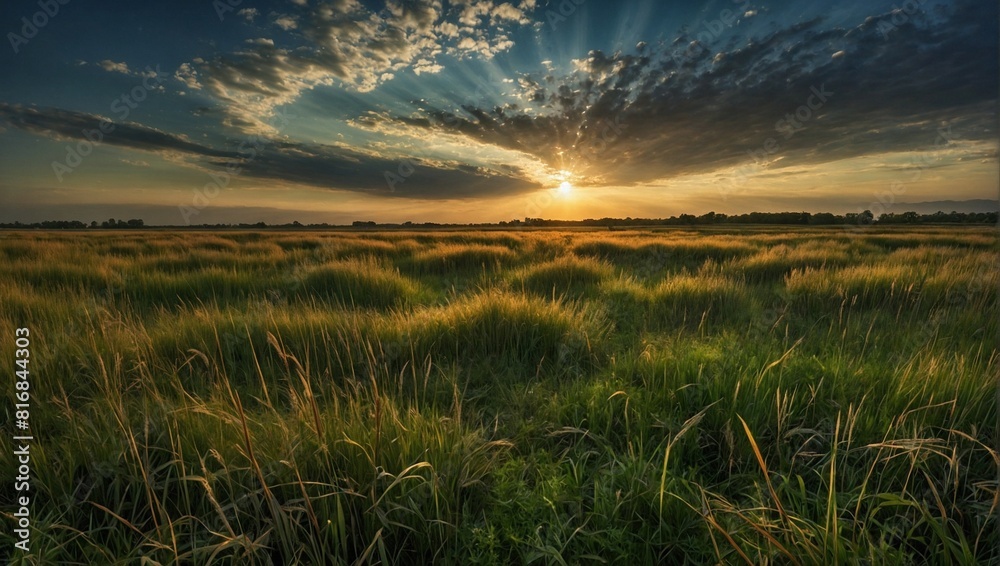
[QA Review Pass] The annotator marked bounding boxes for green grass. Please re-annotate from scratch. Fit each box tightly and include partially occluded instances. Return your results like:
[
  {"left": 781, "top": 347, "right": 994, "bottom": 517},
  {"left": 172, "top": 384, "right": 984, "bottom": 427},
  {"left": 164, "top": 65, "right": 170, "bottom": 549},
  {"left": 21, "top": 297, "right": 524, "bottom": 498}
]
[
  {"left": 401, "top": 244, "right": 520, "bottom": 276},
  {"left": 295, "top": 257, "right": 424, "bottom": 309},
  {"left": 509, "top": 255, "right": 615, "bottom": 299},
  {"left": 0, "top": 227, "right": 996, "bottom": 564}
]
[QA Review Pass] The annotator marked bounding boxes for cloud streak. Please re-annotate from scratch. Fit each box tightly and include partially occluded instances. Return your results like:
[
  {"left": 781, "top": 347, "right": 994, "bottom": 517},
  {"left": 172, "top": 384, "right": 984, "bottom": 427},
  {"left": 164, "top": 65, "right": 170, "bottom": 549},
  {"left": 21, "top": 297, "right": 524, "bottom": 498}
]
[
  {"left": 0, "top": 103, "right": 236, "bottom": 158},
  {"left": 0, "top": 0, "right": 995, "bottom": 208},
  {"left": 0, "top": 103, "right": 540, "bottom": 198},
  {"left": 378, "top": 0, "right": 997, "bottom": 187}
]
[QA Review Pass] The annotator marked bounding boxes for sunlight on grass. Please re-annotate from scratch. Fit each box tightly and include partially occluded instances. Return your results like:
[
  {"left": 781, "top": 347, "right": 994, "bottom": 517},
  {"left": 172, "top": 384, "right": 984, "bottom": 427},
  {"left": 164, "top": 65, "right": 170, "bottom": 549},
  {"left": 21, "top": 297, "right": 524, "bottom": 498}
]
[{"left": 0, "top": 227, "right": 995, "bottom": 563}]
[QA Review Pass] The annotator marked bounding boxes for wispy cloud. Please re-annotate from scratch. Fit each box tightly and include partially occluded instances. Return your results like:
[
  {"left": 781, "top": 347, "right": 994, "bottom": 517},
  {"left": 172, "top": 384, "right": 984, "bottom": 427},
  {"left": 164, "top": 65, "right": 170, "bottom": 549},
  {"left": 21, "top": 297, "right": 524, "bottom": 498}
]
[
  {"left": 0, "top": 0, "right": 995, "bottom": 214},
  {"left": 0, "top": 103, "right": 236, "bottom": 158},
  {"left": 378, "top": 1, "right": 997, "bottom": 187},
  {"left": 178, "top": 0, "right": 537, "bottom": 134},
  {"left": 95, "top": 59, "right": 162, "bottom": 80},
  {"left": 0, "top": 103, "right": 540, "bottom": 198}
]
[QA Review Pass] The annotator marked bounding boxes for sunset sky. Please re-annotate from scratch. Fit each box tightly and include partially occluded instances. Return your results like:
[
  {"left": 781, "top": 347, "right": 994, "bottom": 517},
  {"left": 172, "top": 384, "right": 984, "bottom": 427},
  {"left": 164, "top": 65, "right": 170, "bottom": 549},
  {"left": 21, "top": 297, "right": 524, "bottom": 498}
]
[{"left": 0, "top": 0, "right": 997, "bottom": 225}]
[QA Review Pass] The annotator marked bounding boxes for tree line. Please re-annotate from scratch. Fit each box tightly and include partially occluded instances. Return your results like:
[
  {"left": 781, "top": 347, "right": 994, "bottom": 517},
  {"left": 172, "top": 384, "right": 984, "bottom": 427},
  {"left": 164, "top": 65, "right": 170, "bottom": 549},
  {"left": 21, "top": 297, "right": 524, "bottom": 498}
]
[
  {"left": 0, "top": 218, "right": 144, "bottom": 229},
  {"left": 517, "top": 210, "right": 998, "bottom": 227},
  {"left": 1, "top": 210, "right": 996, "bottom": 229}
]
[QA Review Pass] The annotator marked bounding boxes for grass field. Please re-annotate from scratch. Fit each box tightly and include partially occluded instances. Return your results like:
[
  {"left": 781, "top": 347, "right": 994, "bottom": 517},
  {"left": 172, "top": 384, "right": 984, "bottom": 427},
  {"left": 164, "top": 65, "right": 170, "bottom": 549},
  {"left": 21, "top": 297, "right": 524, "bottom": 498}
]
[{"left": 1, "top": 227, "right": 997, "bottom": 564}]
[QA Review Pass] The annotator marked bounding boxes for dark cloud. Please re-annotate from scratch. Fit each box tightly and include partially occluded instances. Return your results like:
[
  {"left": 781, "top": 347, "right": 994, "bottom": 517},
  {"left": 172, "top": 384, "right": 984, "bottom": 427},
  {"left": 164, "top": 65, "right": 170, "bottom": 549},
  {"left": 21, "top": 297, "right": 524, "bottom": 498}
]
[
  {"left": 1, "top": 0, "right": 994, "bottom": 204},
  {"left": 0, "top": 103, "right": 539, "bottom": 199},
  {"left": 203, "top": 140, "right": 540, "bottom": 199},
  {"left": 0, "top": 103, "right": 237, "bottom": 158},
  {"left": 385, "top": 0, "right": 998, "bottom": 186}
]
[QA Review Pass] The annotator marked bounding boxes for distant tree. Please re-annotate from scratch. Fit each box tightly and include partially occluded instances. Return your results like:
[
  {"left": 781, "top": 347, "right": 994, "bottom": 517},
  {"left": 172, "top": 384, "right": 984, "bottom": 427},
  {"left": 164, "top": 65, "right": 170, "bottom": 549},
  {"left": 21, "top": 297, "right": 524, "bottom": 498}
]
[
  {"left": 809, "top": 212, "right": 836, "bottom": 224},
  {"left": 842, "top": 210, "right": 875, "bottom": 225}
]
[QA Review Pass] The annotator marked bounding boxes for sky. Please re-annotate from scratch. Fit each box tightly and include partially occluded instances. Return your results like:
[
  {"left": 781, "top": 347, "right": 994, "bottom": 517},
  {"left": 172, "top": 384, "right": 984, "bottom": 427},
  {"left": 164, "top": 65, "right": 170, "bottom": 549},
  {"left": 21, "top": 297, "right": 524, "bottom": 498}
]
[{"left": 0, "top": 0, "right": 997, "bottom": 225}]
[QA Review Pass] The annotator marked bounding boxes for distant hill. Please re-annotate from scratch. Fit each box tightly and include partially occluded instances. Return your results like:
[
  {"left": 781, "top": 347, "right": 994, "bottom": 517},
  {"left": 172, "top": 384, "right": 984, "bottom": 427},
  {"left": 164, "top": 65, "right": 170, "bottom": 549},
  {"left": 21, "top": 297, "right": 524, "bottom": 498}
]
[{"left": 895, "top": 199, "right": 999, "bottom": 214}]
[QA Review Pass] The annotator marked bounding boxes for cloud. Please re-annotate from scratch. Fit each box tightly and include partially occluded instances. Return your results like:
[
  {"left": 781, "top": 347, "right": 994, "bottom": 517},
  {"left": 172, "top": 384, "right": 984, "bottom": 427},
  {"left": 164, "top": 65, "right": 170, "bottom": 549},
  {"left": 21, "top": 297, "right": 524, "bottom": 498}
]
[
  {"left": 209, "top": 141, "right": 540, "bottom": 198},
  {"left": 0, "top": 103, "right": 237, "bottom": 158},
  {"left": 174, "top": 63, "right": 201, "bottom": 90},
  {"left": 95, "top": 59, "right": 162, "bottom": 80},
  {"left": 237, "top": 8, "right": 259, "bottom": 22},
  {"left": 98, "top": 60, "right": 131, "bottom": 74},
  {"left": 274, "top": 15, "right": 299, "bottom": 30},
  {"left": 0, "top": 103, "right": 539, "bottom": 199},
  {"left": 377, "top": 0, "right": 997, "bottom": 187},
  {"left": 490, "top": 2, "right": 531, "bottom": 24},
  {"left": 177, "top": 0, "right": 537, "bottom": 134}
]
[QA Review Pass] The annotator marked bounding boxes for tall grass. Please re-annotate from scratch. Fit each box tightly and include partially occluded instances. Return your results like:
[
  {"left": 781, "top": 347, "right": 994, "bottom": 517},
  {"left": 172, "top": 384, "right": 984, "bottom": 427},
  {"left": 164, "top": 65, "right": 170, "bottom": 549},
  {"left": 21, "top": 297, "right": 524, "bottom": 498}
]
[
  {"left": 0, "top": 226, "right": 995, "bottom": 563},
  {"left": 400, "top": 244, "right": 519, "bottom": 276},
  {"left": 296, "top": 257, "right": 423, "bottom": 309},
  {"left": 509, "top": 255, "right": 615, "bottom": 299}
]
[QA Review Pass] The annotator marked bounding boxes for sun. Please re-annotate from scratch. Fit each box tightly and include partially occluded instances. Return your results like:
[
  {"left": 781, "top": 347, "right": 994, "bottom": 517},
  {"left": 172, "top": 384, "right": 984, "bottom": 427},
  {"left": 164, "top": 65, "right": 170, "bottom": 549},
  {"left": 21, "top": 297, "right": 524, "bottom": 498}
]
[{"left": 558, "top": 181, "right": 573, "bottom": 194}]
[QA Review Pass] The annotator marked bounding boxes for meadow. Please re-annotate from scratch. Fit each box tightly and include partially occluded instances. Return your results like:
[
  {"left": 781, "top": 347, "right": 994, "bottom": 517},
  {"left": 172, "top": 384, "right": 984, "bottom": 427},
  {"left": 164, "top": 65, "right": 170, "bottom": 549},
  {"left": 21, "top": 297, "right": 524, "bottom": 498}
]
[{"left": 0, "top": 226, "right": 997, "bottom": 564}]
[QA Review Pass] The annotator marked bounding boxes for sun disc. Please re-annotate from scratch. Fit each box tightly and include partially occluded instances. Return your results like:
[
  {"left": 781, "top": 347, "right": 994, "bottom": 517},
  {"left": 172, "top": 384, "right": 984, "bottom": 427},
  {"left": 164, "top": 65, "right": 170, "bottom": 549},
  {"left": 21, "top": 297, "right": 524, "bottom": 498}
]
[{"left": 559, "top": 181, "right": 573, "bottom": 193}]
